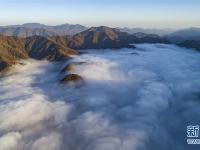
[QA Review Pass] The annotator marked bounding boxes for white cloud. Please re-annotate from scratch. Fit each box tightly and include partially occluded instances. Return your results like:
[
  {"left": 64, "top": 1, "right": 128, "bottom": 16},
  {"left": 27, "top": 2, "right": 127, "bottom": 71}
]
[
  {"left": 0, "top": 132, "right": 22, "bottom": 150},
  {"left": 0, "top": 44, "right": 200, "bottom": 150},
  {"left": 31, "top": 132, "right": 61, "bottom": 150}
]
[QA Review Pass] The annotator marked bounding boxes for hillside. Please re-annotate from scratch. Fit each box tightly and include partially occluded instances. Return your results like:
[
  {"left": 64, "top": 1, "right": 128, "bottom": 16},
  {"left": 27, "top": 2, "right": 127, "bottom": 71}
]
[
  {"left": 67, "top": 26, "right": 133, "bottom": 49},
  {"left": 25, "top": 36, "right": 77, "bottom": 60},
  {"left": 0, "top": 35, "right": 77, "bottom": 71}
]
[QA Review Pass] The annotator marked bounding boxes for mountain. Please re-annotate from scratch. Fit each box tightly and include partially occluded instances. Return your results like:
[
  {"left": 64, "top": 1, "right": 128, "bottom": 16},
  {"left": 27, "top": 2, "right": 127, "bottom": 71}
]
[
  {"left": 0, "top": 25, "right": 171, "bottom": 71},
  {"left": 20, "top": 23, "right": 48, "bottom": 29},
  {"left": 130, "top": 32, "right": 169, "bottom": 44},
  {"left": 119, "top": 27, "right": 175, "bottom": 36},
  {"left": 22, "top": 23, "right": 87, "bottom": 35},
  {"left": 0, "top": 27, "right": 56, "bottom": 37},
  {"left": 49, "top": 26, "right": 169, "bottom": 50},
  {"left": 0, "top": 35, "right": 77, "bottom": 72},
  {"left": 166, "top": 27, "right": 200, "bottom": 43},
  {"left": 0, "top": 35, "right": 28, "bottom": 71},
  {"left": 178, "top": 40, "right": 200, "bottom": 51},
  {"left": 0, "top": 23, "right": 87, "bottom": 37},
  {"left": 66, "top": 26, "right": 133, "bottom": 49},
  {"left": 49, "top": 24, "right": 87, "bottom": 35},
  {"left": 24, "top": 36, "right": 77, "bottom": 60},
  {"left": 48, "top": 35, "right": 72, "bottom": 49}
]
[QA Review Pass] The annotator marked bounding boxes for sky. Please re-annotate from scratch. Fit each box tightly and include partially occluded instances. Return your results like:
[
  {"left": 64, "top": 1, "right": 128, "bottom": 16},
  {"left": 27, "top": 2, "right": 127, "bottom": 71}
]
[{"left": 0, "top": 0, "right": 200, "bottom": 28}]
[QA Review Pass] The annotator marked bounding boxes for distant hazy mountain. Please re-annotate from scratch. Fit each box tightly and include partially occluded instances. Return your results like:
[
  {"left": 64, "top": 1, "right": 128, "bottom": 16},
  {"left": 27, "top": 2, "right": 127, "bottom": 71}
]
[
  {"left": 119, "top": 27, "right": 175, "bottom": 36},
  {"left": 130, "top": 32, "right": 169, "bottom": 44},
  {"left": 178, "top": 40, "right": 200, "bottom": 51},
  {"left": 169, "top": 27, "right": 200, "bottom": 38},
  {"left": 0, "top": 23, "right": 87, "bottom": 37},
  {"left": 20, "top": 23, "right": 49, "bottom": 29},
  {"left": 166, "top": 27, "right": 200, "bottom": 43},
  {"left": 0, "top": 27, "right": 56, "bottom": 37},
  {"left": 48, "top": 23, "right": 87, "bottom": 35},
  {"left": 21, "top": 23, "right": 87, "bottom": 35}
]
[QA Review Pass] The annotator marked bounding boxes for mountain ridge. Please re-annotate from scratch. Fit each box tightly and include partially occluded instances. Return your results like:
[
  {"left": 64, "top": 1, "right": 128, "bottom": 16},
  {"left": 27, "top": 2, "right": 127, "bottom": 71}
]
[
  {"left": 0, "top": 35, "right": 78, "bottom": 72},
  {"left": 165, "top": 27, "right": 200, "bottom": 43},
  {"left": 49, "top": 26, "right": 168, "bottom": 50},
  {"left": 119, "top": 27, "right": 176, "bottom": 36},
  {"left": 0, "top": 23, "right": 87, "bottom": 37},
  {"left": 0, "top": 25, "right": 188, "bottom": 72}
]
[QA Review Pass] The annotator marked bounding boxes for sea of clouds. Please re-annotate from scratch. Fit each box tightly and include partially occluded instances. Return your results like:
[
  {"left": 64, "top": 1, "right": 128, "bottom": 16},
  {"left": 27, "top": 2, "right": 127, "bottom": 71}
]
[{"left": 0, "top": 44, "right": 200, "bottom": 150}]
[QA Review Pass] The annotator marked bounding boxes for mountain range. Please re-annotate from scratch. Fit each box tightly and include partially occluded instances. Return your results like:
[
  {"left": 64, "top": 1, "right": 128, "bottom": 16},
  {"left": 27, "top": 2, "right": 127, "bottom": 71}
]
[
  {"left": 0, "top": 35, "right": 77, "bottom": 72},
  {"left": 49, "top": 26, "right": 168, "bottom": 50},
  {"left": 178, "top": 40, "right": 200, "bottom": 51},
  {"left": 164, "top": 27, "right": 200, "bottom": 43},
  {"left": 119, "top": 27, "right": 175, "bottom": 36},
  {"left": 0, "top": 24, "right": 200, "bottom": 72},
  {"left": 0, "top": 23, "right": 87, "bottom": 37},
  {"left": 0, "top": 26, "right": 169, "bottom": 72},
  {"left": 0, "top": 23, "right": 200, "bottom": 40}
]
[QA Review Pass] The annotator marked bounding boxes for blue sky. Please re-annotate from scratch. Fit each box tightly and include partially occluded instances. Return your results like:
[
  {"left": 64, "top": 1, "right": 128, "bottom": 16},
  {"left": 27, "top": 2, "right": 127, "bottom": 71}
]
[{"left": 0, "top": 0, "right": 200, "bottom": 28}]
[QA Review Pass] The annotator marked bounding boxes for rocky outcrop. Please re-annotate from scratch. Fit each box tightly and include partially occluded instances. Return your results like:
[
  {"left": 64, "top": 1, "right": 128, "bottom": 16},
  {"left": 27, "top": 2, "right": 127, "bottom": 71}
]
[
  {"left": 60, "top": 74, "right": 84, "bottom": 87},
  {"left": 0, "top": 61, "right": 9, "bottom": 72},
  {"left": 60, "top": 62, "right": 86, "bottom": 87}
]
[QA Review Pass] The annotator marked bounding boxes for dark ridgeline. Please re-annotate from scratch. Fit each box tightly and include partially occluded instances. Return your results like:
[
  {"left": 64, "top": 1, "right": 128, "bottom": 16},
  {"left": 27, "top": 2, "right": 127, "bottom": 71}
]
[
  {"left": 0, "top": 26, "right": 169, "bottom": 72},
  {"left": 119, "top": 27, "right": 175, "bottom": 36},
  {"left": 165, "top": 27, "right": 200, "bottom": 43},
  {"left": 129, "top": 32, "right": 169, "bottom": 44},
  {"left": 178, "top": 40, "right": 200, "bottom": 51},
  {"left": 164, "top": 28, "right": 200, "bottom": 51}
]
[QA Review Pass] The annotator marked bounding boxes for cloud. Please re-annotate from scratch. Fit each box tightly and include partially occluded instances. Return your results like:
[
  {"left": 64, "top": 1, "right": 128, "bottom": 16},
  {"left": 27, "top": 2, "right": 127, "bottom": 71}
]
[
  {"left": 0, "top": 44, "right": 200, "bottom": 150},
  {"left": 0, "top": 132, "right": 22, "bottom": 150},
  {"left": 31, "top": 132, "right": 62, "bottom": 150}
]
